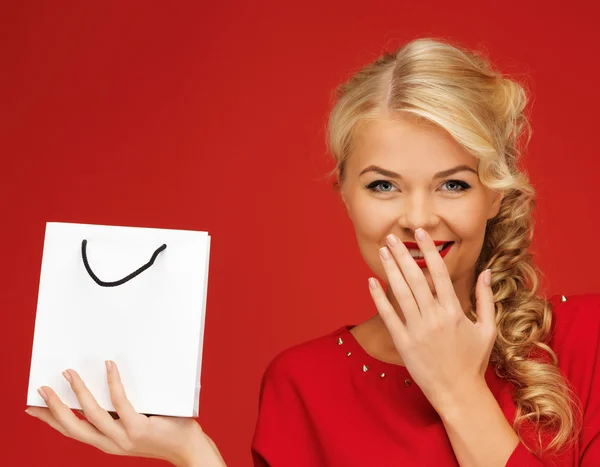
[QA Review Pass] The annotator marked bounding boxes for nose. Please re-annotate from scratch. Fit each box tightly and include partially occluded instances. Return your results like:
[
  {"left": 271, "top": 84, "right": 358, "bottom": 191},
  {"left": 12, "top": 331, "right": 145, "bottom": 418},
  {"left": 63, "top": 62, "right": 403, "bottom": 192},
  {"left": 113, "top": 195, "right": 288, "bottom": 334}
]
[{"left": 396, "top": 192, "right": 440, "bottom": 235}]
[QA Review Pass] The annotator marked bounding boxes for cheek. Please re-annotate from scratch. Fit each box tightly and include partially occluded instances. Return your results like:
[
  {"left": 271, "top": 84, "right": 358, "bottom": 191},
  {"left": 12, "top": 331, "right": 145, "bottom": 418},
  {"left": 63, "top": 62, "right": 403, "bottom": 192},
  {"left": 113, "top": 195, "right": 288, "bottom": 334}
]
[
  {"left": 349, "top": 199, "right": 393, "bottom": 243},
  {"left": 349, "top": 202, "right": 396, "bottom": 278},
  {"left": 448, "top": 212, "right": 488, "bottom": 267}
]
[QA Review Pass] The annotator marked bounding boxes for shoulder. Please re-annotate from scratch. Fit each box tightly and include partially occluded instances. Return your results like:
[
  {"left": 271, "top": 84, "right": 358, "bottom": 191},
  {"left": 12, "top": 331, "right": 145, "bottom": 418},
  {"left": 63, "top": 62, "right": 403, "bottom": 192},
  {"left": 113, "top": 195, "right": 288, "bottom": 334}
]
[
  {"left": 548, "top": 293, "right": 600, "bottom": 386},
  {"left": 253, "top": 328, "right": 347, "bottom": 465},
  {"left": 549, "top": 292, "right": 600, "bottom": 349},
  {"left": 259, "top": 326, "right": 347, "bottom": 388},
  {"left": 549, "top": 292, "right": 600, "bottom": 319}
]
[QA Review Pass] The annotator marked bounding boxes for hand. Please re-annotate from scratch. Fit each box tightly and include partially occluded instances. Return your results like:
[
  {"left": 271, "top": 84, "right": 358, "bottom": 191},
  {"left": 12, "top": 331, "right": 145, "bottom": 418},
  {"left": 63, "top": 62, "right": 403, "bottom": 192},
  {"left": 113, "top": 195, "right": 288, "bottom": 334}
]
[
  {"left": 25, "top": 361, "right": 226, "bottom": 467},
  {"left": 368, "top": 228, "right": 497, "bottom": 413}
]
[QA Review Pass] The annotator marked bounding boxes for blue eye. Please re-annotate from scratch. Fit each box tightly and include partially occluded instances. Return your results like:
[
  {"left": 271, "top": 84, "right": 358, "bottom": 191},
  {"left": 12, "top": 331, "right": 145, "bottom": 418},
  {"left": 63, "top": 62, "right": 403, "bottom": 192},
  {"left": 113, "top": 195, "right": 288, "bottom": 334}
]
[
  {"left": 441, "top": 180, "right": 471, "bottom": 192},
  {"left": 365, "top": 180, "right": 397, "bottom": 193}
]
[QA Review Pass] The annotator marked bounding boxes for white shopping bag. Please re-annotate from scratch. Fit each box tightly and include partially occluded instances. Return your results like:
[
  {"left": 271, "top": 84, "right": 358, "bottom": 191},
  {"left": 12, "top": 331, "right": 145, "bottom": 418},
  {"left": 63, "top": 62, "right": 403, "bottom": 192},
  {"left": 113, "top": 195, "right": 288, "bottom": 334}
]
[{"left": 26, "top": 222, "right": 211, "bottom": 417}]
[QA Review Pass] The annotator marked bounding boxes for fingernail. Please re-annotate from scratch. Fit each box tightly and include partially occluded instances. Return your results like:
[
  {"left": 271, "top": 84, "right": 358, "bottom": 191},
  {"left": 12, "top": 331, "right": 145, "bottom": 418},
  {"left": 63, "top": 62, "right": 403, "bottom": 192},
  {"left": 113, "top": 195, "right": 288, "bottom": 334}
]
[
  {"left": 105, "top": 360, "right": 113, "bottom": 372},
  {"left": 25, "top": 409, "right": 35, "bottom": 417},
  {"left": 415, "top": 228, "right": 426, "bottom": 241},
  {"left": 62, "top": 370, "right": 73, "bottom": 384},
  {"left": 37, "top": 387, "right": 48, "bottom": 402},
  {"left": 379, "top": 247, "right": 391, "bottom": 260},
  {"left": 369, "top": 277, "right": 378, "bottom": 289},
  {"left": 484, "top": 269, "right": 491, "bottom": 286},
  {"left": 386, "top": 234, "right": 398, "bottom": 246}
]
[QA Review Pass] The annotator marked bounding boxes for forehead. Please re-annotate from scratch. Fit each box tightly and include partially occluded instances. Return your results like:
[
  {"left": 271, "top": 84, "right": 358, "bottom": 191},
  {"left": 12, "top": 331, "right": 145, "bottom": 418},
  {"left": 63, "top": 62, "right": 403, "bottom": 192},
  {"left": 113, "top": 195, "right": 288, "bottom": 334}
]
[{"left": 349, "top": 115, "right": 478, "bottom": 174}]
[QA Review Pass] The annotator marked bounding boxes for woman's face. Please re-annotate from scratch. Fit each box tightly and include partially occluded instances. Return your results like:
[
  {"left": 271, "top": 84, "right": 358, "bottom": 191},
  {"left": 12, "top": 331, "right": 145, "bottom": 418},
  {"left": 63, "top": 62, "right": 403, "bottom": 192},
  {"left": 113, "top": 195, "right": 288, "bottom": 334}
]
[{"left": 339, "top": 114, "right": 503, "bottom": 306}]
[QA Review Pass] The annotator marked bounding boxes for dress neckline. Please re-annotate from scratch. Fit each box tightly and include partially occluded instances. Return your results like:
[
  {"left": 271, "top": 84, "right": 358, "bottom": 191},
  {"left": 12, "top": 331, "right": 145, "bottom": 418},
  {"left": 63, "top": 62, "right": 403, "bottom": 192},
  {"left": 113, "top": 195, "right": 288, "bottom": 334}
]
[
  {"left": 336, "top": 324, "right": 497, "bottom": 382},
  {"left": 337, "top": 324, "right": 412, "bottom": 378}
]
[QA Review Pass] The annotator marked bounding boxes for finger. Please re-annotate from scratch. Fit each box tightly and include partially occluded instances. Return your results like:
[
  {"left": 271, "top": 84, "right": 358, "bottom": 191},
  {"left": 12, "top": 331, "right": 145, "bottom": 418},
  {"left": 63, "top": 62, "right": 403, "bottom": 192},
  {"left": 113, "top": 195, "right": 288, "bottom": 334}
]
[
  {"left": 26, "top": 406, "right": 71, "bottom": 438},
  {"left": 386, "top": 233, "right": 437, "bottom": 315},
  {"left": 105, "top": 361, "right": 145, "bottom": 433},
  {"left": 379, "top": 246, "right": 421, "bottom": 327},
  {"left": 475, "top": 269, "right": 497, "bottom": 332},
  {"left": 368, "top": 277, "right": 407, "bottom": 347},
  {"left": 64, "top": 369, "right": 128, "bottom": 442},
  {"left": 75, "top": 408, "right": 117, "bottom": 420},
  {"left": 38, "top": 385, "right": 125, "bottom": 454},
  {"left": 414, "top": 228, "right": 460, "bottom": 310}
]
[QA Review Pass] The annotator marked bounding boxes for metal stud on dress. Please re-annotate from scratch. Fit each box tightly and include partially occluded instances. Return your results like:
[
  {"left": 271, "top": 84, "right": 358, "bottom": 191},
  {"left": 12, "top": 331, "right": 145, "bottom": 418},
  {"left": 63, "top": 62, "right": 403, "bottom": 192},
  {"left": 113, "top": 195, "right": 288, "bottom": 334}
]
[{"left": 337, "top": 333, "right": 410, "bottom": 385}]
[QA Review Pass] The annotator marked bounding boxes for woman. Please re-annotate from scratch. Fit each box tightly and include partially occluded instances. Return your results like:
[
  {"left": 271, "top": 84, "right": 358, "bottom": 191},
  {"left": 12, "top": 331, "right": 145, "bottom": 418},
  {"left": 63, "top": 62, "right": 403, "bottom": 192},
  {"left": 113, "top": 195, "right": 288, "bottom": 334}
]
[{"left": 26, "top": 37, "right": 600, "bottom": 466}]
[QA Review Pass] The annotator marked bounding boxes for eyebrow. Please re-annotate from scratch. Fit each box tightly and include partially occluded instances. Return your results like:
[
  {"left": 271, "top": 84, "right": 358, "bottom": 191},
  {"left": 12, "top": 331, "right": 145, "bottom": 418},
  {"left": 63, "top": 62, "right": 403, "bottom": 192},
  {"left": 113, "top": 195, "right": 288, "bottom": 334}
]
[{"left": 359, "top": 164, "right": 478, "bottom": 179}]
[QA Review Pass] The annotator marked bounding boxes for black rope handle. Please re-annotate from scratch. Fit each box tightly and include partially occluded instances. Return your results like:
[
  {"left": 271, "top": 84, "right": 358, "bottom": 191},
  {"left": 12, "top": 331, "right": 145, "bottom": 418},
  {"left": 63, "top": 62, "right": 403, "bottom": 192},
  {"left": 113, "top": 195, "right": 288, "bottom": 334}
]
[{"left": 81, "top": 239, "right": 167, "bottom": 287}]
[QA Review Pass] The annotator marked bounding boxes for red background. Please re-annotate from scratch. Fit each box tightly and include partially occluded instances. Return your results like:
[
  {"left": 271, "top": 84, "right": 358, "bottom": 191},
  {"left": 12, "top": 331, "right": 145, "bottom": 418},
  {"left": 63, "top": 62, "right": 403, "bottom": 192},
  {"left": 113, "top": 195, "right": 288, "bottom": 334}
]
[{"left": 2, "top": 1, "right": 599, "bottom": 465}]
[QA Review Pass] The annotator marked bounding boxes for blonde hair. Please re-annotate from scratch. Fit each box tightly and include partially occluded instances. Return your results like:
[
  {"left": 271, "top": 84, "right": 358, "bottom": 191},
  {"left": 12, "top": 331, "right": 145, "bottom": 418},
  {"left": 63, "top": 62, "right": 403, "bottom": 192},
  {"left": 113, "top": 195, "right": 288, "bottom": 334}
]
[{"left": 326, "top": 37, "right": 582, "bottom": 458}]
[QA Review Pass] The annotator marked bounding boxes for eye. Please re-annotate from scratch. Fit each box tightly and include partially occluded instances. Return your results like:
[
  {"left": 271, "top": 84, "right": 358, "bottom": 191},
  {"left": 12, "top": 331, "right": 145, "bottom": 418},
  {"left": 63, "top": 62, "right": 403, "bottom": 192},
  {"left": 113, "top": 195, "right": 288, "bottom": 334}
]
[
  {"left": 440, "top": 180, "right": 472, "bottom": 193},
  {"left": 365, "top": 180, "right": 397, "bottom": 193}
]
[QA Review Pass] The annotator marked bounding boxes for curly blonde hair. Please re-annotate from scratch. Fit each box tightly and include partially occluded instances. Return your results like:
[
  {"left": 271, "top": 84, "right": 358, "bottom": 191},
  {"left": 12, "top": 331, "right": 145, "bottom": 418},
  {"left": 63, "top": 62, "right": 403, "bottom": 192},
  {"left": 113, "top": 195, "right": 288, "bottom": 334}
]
[{"left": 326, "top": 36, "right": 583, "bottom": 457}]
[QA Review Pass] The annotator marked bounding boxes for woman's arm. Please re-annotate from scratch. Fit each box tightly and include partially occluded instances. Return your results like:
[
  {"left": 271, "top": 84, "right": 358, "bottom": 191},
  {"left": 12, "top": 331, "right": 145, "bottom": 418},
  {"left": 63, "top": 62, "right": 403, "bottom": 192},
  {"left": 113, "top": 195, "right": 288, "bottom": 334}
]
[
  {"left": 179, "top": 425, "right": 227, "bottom": 467},
  {"left": 436, "top": 380, "right": 541, "bottom": 467}
]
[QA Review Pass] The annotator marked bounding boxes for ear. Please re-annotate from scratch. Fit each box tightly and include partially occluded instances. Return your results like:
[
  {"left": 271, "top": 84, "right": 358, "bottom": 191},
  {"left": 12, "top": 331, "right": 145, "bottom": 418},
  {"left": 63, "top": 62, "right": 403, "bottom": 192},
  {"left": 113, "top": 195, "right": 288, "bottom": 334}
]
[
  {"left": 488, "top": 189, "right": 504, "bottom": 220},
  {"left": 336, "top": 169, "right": 349, "bottom": 211}
]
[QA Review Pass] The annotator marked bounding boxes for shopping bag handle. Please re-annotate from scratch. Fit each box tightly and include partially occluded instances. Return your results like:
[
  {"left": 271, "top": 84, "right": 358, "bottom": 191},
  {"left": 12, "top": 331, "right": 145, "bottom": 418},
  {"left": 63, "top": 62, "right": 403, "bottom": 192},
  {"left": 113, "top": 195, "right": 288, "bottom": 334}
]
[{"left": 81, "top": 239, "right": 167, "bottom": 287}]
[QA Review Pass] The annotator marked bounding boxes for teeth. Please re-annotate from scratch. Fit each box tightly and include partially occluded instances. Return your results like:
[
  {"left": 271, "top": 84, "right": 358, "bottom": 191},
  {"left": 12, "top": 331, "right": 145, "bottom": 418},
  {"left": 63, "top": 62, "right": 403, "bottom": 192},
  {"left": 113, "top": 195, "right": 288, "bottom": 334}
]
[
  {"left": 408, "top": 243, "right": 449, "bottom": 259},
  {"left": 408, "top": 249, "right": 425, "bottom": 258}
]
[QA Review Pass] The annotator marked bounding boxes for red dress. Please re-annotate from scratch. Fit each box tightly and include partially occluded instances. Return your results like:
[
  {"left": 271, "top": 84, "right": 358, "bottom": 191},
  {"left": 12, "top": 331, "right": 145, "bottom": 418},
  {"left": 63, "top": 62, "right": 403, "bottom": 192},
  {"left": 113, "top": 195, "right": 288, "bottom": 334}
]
[{"left": 251, "top": 294, "right": 600, "bottom": 466}]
